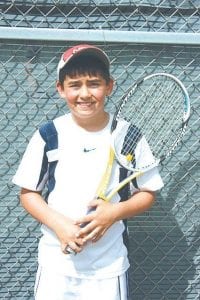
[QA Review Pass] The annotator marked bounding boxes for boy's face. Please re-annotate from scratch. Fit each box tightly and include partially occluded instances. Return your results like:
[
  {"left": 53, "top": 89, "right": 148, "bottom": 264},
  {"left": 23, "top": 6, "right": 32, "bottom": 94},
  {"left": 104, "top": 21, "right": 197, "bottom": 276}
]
[{"left": 56, "top": 73, "right": 113, "bottom": 121}]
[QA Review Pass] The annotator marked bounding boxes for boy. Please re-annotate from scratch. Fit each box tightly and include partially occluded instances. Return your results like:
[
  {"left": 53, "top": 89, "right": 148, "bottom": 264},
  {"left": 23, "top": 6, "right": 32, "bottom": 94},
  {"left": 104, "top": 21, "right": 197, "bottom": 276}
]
[{"left": 12, "top": 44, "right": 164, "bottom": 300}]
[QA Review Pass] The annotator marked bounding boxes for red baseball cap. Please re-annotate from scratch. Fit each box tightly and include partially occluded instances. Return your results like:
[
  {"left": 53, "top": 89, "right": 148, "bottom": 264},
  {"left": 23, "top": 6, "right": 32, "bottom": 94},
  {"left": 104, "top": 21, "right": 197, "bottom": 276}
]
[{"left": 57, "top": 44, "right": 110, "bottom": 79}]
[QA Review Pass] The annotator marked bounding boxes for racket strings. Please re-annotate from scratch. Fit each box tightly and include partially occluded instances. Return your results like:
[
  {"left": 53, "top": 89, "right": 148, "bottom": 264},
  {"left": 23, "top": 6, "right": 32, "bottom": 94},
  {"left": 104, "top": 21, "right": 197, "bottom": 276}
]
[
  {"left": 146, "top": 78, "right": 183, "bottom": 156},
  {"left": 115, "top": 74, "right": 187, "bottom": 164}
]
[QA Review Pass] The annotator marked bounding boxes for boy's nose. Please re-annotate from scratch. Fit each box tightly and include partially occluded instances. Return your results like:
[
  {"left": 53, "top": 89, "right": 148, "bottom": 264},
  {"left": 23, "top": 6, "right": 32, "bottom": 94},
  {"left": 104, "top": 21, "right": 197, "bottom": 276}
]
[{"left": 80, "top": 85, "right": 91, "bottom": 98}]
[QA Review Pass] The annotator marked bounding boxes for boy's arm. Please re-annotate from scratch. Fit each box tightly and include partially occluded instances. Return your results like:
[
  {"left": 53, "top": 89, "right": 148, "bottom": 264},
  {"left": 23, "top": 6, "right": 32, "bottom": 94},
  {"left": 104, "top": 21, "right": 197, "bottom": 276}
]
[
  {"left": 75, "top": 190, "right": 155, "bottom": 243},
  {"left": 20, "top": 188, "right": 85, "bottom": 253}
]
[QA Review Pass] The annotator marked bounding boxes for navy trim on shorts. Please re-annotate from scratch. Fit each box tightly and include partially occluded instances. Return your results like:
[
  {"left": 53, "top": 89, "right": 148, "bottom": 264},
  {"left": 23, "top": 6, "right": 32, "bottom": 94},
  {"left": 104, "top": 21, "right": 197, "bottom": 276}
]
[
  {"left": 118, "top": 276, "right": 122, "bottom": 300},
  {"left": 118, "top": 272, "right": 129, "bottom": 300}
]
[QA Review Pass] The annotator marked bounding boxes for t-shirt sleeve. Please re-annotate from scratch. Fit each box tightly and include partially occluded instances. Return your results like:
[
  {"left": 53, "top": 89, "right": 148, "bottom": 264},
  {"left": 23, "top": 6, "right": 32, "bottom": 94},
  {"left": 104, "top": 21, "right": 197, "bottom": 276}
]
[
  {"left": 12, "top": 130, "right": 48, "bottom": 191},
  {"left": 130, "top": 136, "right": 164, "bottom": 192}
]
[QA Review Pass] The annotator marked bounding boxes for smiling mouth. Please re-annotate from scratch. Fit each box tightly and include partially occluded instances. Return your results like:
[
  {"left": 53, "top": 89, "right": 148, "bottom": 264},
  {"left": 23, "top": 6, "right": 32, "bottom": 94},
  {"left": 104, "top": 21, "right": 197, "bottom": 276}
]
[{"left": 77, "top": 102, "right": 95, "bottom": 107}]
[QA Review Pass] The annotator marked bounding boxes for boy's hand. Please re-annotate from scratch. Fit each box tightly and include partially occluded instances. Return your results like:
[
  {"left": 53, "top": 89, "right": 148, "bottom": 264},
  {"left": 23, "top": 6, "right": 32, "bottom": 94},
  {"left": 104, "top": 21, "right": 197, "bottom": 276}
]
[
  {"left": 19, "top": 189, "right": 86, "bottom": 255},
  {"left": 52, "top": 213, "right": 85, "bottom": 254},
  {"left": 75, "top": 199, "right": 117, "bottom": 243}
]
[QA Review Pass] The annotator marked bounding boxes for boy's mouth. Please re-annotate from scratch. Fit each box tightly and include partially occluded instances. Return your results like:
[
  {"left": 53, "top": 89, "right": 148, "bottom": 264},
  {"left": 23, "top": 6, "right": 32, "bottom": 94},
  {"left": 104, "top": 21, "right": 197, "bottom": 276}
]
[{"left": 76, "top": 101, "right": 95, "bottom": 107}]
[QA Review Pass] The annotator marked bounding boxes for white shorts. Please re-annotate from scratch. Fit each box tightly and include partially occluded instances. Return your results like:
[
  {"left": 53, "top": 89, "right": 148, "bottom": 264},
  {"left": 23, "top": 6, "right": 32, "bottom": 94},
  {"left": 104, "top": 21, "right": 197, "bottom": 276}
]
[{"left": 34, "top": 265, "right": 129, "bottom": 300}]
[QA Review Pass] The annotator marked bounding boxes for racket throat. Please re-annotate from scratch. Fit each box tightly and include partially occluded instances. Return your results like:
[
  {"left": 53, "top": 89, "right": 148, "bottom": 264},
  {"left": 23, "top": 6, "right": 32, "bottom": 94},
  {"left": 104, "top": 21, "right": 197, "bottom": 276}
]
[
  {"left": 95, "top": 148, "right": 116, "bottom": 201},
  {"left": 106, "top": 170, "right": 143, "bottom": 201}
]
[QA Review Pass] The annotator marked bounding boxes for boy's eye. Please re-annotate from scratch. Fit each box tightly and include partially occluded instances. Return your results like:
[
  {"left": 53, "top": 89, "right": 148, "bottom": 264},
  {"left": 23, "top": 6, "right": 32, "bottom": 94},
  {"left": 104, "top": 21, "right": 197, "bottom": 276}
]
[
  {"left": 67, "top": 80, "right": 102, "bottom": 89},
  {"left": 68, "top": 83, "right": 80, "bottom": 88},
  {"left": 89, "top": 81, "right": 101, "bottom": 87}
]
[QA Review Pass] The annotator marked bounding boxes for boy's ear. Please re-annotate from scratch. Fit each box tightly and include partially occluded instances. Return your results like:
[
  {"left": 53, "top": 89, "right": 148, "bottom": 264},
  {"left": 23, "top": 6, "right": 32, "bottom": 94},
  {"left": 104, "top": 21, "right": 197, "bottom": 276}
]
[
  {"left": 106, "top": 78, "right": 114, "bottom": 96},
  {"left": 56, "top": 81, "right": 65, "bottom": 98}
]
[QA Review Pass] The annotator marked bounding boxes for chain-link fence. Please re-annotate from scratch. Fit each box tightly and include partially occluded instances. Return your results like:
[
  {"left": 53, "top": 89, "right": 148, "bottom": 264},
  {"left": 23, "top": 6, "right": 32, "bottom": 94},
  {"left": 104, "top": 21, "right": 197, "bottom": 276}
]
[{"left": 0, "top": 1, "right": 199, "bottom": 299}]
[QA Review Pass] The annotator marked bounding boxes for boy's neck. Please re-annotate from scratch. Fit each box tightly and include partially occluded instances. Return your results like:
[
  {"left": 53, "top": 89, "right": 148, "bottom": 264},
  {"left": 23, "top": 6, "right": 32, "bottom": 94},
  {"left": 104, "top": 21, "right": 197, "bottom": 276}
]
[{"left": 72, "top": 112, "right": 109, "bottom": 132}]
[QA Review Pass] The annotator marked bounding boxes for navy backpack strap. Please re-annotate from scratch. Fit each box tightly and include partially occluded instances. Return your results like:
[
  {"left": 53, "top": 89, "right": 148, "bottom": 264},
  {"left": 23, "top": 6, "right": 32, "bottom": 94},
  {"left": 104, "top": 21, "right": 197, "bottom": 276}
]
[
  {"left": 118, "top": 167, "right": 130, "bottom": 250},
  {"left": 121, "top": 124, "right": 142, "bottom": 189},
  {"left": 37, "top": 121, "right": 58, "bottom": 199},
  {"left": 119, "top": 124, "right": 142, "bottom": 250},
  {"left": 39, "top": 121, "right": 58, "bottom": 151}
]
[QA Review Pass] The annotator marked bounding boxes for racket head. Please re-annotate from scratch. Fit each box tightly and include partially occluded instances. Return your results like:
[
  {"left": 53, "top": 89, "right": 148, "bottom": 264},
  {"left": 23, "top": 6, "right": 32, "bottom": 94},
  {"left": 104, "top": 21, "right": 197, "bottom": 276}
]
[{"left": 111, "top": 73, "right": 191, "bottom": 171}]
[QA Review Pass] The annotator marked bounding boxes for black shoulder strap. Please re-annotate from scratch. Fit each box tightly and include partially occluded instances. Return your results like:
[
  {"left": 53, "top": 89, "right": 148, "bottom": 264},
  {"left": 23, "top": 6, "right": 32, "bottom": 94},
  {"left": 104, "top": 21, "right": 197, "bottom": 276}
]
[
  {"left": 39, "top": 121, "right": 58, "bottom": 151},
  {"left": 121, "top": 124, "right": 142, "bottom": 163},
  {"left": 119, "top": 124, "right": 142, "bottom": 251}
]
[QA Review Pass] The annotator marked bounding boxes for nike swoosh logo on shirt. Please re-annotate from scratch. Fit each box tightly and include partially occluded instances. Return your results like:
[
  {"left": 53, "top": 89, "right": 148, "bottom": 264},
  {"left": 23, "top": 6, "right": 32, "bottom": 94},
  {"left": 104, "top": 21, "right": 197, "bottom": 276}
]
[{"left": 83, "top": 148, "right": 96, "bottom": 153}]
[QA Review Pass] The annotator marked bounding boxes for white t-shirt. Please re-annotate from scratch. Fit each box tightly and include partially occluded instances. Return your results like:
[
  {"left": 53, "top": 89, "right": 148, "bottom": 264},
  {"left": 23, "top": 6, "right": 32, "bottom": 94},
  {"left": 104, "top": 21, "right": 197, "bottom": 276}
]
[{"left": 12, "top": 113, "right": 164, "bottom": 279}]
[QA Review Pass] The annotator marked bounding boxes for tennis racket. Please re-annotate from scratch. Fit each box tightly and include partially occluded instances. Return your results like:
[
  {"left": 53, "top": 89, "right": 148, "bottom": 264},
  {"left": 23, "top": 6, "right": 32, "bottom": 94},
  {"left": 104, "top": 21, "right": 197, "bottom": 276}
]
[
  {"left": 95, "top": 72, "right": 190, "bottom": 201},
  {"left": 65, "top": 72, "right": 190, "bottom": 254}
]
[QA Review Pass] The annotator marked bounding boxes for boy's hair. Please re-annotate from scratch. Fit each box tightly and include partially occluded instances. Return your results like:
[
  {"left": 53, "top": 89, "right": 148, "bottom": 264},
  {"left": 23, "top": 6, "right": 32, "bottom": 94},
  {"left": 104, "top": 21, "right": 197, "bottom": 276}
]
[{"left": 58, "top": 54, "right": 111, "bottom": 86}]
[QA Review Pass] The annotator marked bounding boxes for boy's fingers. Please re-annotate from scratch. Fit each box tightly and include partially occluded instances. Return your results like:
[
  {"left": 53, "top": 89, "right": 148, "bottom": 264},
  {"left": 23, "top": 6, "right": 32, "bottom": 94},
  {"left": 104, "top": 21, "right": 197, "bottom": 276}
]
[
  {"left": 92, "top": 228, "right": 107, "bottom": 243},
  {"left": 76, "top": 220, "right": 96, "bottom": 237},
  {"left": 63, "top": 239, "right": 85, "bottom": 255},
  {"left": 64, "top": 245, "right": 76, "bottom": 255},
  {"left": 75, "top": 213, "right": 95, "bottom": 229},
  {"left": 83, "top": 228, "right": 100, "bottom": 243}
]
